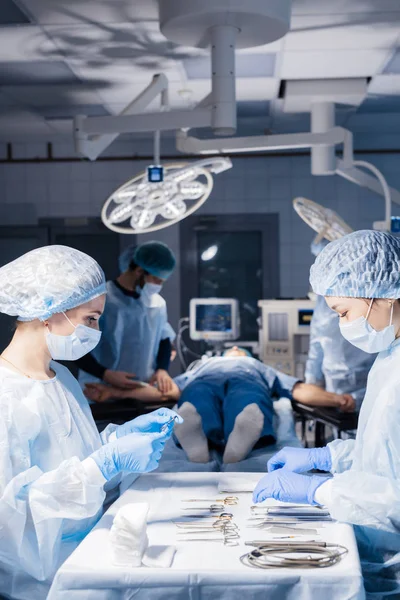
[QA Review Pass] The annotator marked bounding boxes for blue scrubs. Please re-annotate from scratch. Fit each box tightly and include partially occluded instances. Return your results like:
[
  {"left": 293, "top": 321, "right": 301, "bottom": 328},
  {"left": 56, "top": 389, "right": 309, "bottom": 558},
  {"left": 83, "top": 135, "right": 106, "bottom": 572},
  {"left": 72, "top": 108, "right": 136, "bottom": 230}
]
[{"left": 175, "top": 357, "right": 299, "bottom": 449}]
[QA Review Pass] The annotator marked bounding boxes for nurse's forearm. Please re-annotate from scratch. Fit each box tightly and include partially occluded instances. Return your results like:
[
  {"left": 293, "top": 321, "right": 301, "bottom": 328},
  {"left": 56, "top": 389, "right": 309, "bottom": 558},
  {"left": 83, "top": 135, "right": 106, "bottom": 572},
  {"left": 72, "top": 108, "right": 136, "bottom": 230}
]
[
  {"left": 292, "top": 382, "right": 344, "bottom": 407},
  {"left": 113, "top": 382, "right": 181, "bottom": 403}
]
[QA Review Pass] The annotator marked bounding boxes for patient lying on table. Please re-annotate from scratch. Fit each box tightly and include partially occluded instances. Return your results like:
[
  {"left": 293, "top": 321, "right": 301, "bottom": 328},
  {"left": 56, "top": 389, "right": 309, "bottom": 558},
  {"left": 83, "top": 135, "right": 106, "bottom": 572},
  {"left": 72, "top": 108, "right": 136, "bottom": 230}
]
[
  {"left": 85, "top": 346, "right": 355, "bottom": 464},
  {"left": 172, "top": 347, "right": 355, "bottom": 464}
]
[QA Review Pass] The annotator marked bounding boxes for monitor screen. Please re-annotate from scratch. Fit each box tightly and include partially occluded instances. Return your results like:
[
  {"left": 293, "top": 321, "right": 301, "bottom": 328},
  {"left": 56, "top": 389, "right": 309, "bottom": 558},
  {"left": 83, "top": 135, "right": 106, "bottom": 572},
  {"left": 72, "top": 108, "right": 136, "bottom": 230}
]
[{"left": 195, "top": 303, "right": 233, "bottom": 333}]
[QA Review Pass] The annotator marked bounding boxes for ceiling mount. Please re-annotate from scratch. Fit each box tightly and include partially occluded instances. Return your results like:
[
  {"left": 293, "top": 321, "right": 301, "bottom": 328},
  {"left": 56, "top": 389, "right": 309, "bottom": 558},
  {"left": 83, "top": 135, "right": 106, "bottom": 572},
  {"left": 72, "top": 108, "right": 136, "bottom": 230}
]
[{"left": 158, "top": 0, "right": 292, "bottom": 49}]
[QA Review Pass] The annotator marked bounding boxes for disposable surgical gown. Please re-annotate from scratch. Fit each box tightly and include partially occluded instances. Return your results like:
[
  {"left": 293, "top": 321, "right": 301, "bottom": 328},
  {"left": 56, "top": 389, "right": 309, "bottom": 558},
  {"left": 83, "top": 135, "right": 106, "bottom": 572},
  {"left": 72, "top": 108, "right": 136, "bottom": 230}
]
[
  {"left": 0, "top": 362, "right": 116, "bottom": 600},
  {"left": 317, "top": 338, "right": 400, "bottom": 597},
  {"left": 305, "top": 295, "right": 376, "bottom": 408},
  {"left": 79, "top": 280, "right": 170, "bottom": 387}
]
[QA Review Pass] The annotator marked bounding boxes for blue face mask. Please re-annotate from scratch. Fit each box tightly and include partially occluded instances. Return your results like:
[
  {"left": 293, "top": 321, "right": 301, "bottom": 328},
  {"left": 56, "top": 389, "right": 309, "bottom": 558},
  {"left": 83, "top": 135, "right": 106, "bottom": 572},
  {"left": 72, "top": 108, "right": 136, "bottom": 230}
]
[
  {"left": 339, "top": 299, "right": 395, "bottom": 354},
  {"left": 46, "top": 312, "right": 101, "bottom": 360}
]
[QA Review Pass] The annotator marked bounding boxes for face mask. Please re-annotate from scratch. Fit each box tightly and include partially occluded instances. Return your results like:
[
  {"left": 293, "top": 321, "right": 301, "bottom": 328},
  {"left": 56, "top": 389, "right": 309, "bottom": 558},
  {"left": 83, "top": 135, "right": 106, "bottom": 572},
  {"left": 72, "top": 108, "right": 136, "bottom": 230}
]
[
  {"left": 140, "top": 282, "right": 162, "bottom": 306},
  {"left": 46, "top": 313, "right": 102, "bottom": 361},
  {"left": 339, "top": 299, "right": 395, "bottom": 354}
]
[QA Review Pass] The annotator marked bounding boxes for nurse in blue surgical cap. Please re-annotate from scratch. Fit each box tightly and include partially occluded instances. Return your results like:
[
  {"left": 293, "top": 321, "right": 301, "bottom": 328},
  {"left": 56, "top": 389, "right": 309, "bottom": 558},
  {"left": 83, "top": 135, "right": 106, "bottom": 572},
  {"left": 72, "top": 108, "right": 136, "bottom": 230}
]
[
  {"left": 253, "top": 230, "right": 400, "bottom": 599},
  {"left": 77, "top": 241, "right": 177, "bottom": 397},
  {"left": 0, "top": 245, "right": 181, "bottom": 600}
]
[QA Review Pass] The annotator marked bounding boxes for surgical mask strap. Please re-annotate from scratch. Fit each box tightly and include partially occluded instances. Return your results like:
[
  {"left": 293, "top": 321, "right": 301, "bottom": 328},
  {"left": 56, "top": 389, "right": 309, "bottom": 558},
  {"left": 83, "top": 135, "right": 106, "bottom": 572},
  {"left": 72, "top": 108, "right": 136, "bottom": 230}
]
[
  {"left": 389, "top": 301, "right": 394, "bottom": 326},
  {"left": 63, "top": 312, "right": 76, "bottom": 329},
  {"left": 366, "top": 299, "right": 374, "bottom": 321}
]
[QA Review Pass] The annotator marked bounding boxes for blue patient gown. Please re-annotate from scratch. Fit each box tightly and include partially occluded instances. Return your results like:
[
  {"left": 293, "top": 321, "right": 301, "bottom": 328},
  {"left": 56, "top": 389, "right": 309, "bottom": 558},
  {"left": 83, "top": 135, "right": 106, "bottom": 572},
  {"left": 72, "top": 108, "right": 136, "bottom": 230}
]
[
  {"left": 0, "top": 362, "right": 117, "bottom": 600},
  {"left": 305, "top": 295, "right": 376, "bottom": 408},
  {"left": 175, "top": 357, "right": 298, "bottom": 448},
  {"left": 79, "top": 280, "right": 171, "bottom": 387},
  {"left": 322, "top": 339, "right": 400, "bottom": 599}
]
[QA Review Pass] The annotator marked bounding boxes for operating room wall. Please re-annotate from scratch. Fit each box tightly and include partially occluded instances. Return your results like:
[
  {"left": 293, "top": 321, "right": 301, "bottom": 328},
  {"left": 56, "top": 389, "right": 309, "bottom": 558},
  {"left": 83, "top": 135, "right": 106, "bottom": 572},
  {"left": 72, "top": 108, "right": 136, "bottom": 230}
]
[{"left": 0, "top": 142, "right": 399, "bottom": 343}]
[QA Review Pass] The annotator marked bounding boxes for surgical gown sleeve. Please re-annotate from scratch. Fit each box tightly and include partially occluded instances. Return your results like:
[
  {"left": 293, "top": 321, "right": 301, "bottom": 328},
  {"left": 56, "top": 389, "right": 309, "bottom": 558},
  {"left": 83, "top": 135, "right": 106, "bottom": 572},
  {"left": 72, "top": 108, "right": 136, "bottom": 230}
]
[
  {"left": 0, "top": 395, "right": 106, "bottom": 583},
  {"left": 323, "top": 390, "right": 400, "bottom": 533},
  {"left": 328, "top": 438, "right": 356, "bottom": 473}
]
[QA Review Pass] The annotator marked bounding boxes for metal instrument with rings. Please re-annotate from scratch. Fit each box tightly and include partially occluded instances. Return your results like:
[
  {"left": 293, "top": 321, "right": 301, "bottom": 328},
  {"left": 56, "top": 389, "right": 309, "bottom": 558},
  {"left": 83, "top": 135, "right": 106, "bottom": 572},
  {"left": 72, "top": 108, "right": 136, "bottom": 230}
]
[
  {"left": 161, "top": 416, "right": 179, "bottom": 432},
  {"left": 182, "top": 511, "right": 234, "bottom": 519},
  {"left": 240, "top": 543, "right": 348, "bottom": 569},
  {"left": 182, "top": 496, "right": 239, "bottom": 506},
  {"left": 182, "top": 504, "right": 233, "bottom": 513},
  {"left": 174, "top": 521, "right": 239, "bottom": 531},
  {"left": 179, "top": 536, "right": 240, "bottom": 547}
]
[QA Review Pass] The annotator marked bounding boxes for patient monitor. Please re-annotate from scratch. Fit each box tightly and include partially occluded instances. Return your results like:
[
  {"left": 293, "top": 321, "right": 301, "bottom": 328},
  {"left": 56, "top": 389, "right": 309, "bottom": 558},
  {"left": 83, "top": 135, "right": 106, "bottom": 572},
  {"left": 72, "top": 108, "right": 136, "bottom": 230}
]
[
  {"left": 258, "top": 299, "right": 315, "bottom": 378},
  {"left": 190, "top": 298, "right": 240, "bottom": 342}
]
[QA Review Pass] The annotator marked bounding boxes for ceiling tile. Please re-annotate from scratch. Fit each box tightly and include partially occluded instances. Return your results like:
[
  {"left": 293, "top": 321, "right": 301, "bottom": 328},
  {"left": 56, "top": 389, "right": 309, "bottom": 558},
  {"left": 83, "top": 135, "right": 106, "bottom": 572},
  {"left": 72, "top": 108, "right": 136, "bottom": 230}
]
[
  {"left": 0, "top": 0, "right": 31, "bottom": 25},
  {"left": 368, "top": 74, "right": 400, "bottom": 94},
  {"left": 184, "top": 54, "right": 276, "bottom": 79},
  {"left": 0, "top": 60, "right": 80, "bottom": 85},
  {"left": 0, "top": 25, "right": 61, "bottom": 61},
  {"left": 287, "top": 15, "right": 400, "bottom": 50},
  {"left": 2, "top": 84, "right": 102, "bottom": 107},
  {"left": 19, "top": 0, "right": 158, "bottom": 25},
  {"left": 383, "top": 49, "right": 400, "bottom": 74},
  {"left": 38, "top": 104, "right": 109, "bottom": 119},
  {"left": 292, "top": 0, "right": 400, "bottom": 15}
]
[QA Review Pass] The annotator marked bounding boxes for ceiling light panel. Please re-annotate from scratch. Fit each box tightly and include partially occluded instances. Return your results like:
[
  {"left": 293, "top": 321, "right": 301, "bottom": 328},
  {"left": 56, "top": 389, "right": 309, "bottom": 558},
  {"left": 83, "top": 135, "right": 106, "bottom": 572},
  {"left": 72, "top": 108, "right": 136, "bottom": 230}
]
[{"left": 281, "top": 49, "right": 389, "bottom": 79}]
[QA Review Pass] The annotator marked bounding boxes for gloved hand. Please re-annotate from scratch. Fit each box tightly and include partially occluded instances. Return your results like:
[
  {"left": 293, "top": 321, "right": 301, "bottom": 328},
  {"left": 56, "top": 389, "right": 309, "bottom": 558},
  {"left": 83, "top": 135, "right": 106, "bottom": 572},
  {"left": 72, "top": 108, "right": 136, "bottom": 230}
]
[
  {"left": 253, "top": 470, "right": 329, "bottom": 505},
  {"left": 91, "top": 431, "right": 167, "bottom": 481},
  {"left": 115, "top": 408, "right": 183, "bottom": 439},
  {"left": 267, "top": 446, "right": 332, "bottom": 474}
]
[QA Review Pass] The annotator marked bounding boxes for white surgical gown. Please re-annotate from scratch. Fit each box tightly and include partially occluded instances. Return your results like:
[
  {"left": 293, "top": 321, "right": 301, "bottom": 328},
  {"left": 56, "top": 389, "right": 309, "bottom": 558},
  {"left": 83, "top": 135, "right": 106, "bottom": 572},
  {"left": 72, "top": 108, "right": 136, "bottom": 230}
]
[
  {"left": 0, "top": 362, "right": 115, "bottom": 600},
  {"left": 316, "top": 338, "right": 400, "bottom": 598},
  {"left": 79, "top": 281, "right": 171, "bottom": 388}
]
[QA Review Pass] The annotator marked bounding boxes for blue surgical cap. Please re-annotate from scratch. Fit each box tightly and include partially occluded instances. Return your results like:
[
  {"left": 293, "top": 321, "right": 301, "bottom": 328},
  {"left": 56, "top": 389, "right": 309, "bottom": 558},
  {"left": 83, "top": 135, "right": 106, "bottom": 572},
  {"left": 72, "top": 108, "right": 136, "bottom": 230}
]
[
  {"left": 120, "top": 241, "right": 176, "bottom": 280},
  {"left": 0, "top": 245, "right": 106, "bottom": 321},
  {"left": 310, "top": 230, "right": 400, "bottom": 299}
]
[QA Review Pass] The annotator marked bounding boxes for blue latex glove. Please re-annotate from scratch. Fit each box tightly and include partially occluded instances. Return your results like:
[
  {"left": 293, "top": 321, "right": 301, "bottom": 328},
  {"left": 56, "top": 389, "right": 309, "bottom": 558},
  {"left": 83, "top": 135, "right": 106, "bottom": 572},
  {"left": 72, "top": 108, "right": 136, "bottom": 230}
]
[
  {"left": 91, "top": 431, "right": 167, "bottom": 481},
  {"left": 253, "top": 470, "right": 329, "bottom": 505},
  {"left": 116, "top": 408, "right": 183, "bottom": 439},
  {"left": 268, "top": 446, "right": 332, "bottom": 473}
]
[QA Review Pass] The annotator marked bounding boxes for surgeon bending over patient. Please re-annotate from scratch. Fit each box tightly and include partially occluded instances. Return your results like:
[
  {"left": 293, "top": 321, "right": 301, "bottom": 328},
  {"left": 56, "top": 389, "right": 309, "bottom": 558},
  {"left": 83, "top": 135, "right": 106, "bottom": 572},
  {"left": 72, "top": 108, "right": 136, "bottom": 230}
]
[{"left": 86, "top": 346, "right": 354, "bottom": 464}]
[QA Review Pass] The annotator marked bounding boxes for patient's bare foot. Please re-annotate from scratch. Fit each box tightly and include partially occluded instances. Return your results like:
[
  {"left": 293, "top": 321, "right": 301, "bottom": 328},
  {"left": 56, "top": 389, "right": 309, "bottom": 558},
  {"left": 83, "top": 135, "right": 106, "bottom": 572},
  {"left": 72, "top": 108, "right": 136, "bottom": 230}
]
[{"left": 174, "top": 402, "right": 210, "bottom": 463}]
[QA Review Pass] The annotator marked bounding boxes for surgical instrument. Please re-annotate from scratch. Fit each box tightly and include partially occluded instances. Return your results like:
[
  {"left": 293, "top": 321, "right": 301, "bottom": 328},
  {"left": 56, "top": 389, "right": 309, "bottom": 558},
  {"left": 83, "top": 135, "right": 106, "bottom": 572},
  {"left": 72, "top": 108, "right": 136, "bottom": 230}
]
[
  {"left": 182, "top": 496, "right": 239, "bottom": 505},
  {"left": 240, "top": 543, "right": 348, "bottom": 569},
  {"left": 182, "top": 504, "right": 231, "bottom": 513},
  {"left": 161, "top": 416, "right": 178, "bottom": 432}
]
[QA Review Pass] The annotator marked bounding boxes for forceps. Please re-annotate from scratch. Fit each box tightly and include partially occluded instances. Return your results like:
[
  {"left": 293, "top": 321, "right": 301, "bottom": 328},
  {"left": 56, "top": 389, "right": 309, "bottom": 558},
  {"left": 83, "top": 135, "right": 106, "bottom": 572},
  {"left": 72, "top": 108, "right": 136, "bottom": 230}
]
[
  {"left": 182, "top": 496, "right": 239, "bottom": 506},
  {"left": 179, "top": 537, "right": 240, "bottom": 547},
  {"left": 161, "top": 416, "right": 178, "bottom": 432}
]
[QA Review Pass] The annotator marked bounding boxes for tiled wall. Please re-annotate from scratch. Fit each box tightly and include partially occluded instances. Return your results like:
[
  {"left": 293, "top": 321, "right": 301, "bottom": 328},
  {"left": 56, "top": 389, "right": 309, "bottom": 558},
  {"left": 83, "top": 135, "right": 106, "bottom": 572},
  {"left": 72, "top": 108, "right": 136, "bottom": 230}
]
[{"left": 0, "top": 140, "right": 399, "bottom": 334}]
